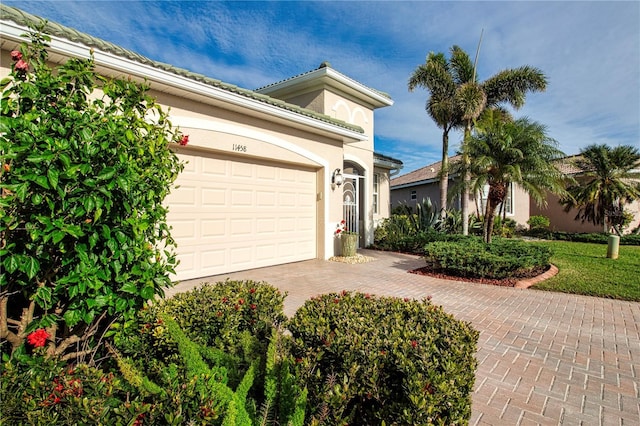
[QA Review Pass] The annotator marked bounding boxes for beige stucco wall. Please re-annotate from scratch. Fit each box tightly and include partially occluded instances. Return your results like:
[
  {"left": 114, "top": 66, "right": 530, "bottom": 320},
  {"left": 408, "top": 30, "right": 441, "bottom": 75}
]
[
  {"left": 531, "top": 193, "right": 640, "bottom": 234},
  {"left": 274, "top": 83, "right": 384, "bottom": 247},
  {"left": 0, "top": 45, "right": 388, "bottom": 258},
  {"left": 509, "top": 184, "right": 530, "bottom": 227}
]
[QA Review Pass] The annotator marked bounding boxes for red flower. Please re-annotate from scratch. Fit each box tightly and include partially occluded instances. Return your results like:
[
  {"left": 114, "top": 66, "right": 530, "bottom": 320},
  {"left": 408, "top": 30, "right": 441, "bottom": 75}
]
[
  {"left": 27, "top": 329, "right": 50, "bottom": 347},
  {"left": 10, "top": 50, "right": 22, "bottom": 61},
  {"left": 411, "top": 340, "right": 418, "bottom": 349},
  {"left": 250, "top": 304, "right": 257, "bottom": 310},
  {"left": 249, "top": 288, "right": 256, "bottom": 294},
  {"left": 14, "top": 59, "right": 29, "bottom": 72},
  {"left": 238, "top": 298, "right": 244, "bottom": 305},
  {"left": 179, "top": 135, "right": 189, "bottom": 146}
]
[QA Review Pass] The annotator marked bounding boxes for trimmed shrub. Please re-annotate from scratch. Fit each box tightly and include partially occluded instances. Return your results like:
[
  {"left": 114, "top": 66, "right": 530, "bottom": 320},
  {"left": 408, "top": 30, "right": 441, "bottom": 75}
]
[
  {"left": 288, "top": 292, "right": 479, "bottom": 425},
  {"left": 527, "top": 215, "right": 550, "bottom": 230},
  {"left": 424, "top": 239, "right": 552, "bottom": 279},
  {"left": 110, "top": 280, "right": 304, "bottom": 425}
]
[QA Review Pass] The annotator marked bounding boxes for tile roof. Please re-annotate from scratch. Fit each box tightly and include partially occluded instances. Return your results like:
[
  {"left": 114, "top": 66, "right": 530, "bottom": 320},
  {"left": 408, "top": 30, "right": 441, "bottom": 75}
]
[
  {"left": 390, "top": 152, "right": 623, "bottom": 188},
  {"left": 391, "top": 155, "right": 461, "bottom": 187},
  {"left": 0, "top": 5, "right": 364, "bottom": 135}
]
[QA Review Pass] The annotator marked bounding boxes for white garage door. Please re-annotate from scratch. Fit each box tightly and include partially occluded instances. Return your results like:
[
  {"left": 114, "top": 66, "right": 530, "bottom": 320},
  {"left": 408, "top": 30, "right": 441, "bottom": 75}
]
[{"left": 166, "top": 151, "right": 317, "bottom": 281}]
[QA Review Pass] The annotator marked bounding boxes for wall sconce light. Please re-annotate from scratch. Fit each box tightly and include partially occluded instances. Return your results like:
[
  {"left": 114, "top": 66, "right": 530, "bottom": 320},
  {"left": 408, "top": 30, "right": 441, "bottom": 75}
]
[{"left": 331, "top": 168, "right": 344, "bottom": 190}]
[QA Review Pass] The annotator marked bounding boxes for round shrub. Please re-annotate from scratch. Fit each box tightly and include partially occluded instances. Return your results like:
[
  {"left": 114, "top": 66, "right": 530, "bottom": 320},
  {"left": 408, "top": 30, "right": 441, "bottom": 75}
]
[
  {"left": 527, "top": 215, "right": 551, "bottom": 230},
  {"left": 288, "top": 291, "right": 479, "bottom": 425},
  {"left": 424, "top": 239, "right": 552, "bottom": 279}
]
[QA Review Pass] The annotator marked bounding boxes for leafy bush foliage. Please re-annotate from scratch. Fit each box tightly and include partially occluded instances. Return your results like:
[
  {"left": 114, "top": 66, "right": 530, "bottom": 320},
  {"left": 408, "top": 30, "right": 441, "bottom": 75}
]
[
  {"left": 527, "top": 215, "right": 551, "bottom": 230},
  {"left": 1, "top": 25, "right": 183, "bottom": 359},
  {"left": 373, "top": 216, "right": 477, "bottom": 254},
  {"left": 424, "top": 239, "right": 552, "bottom": 279},
  {"left": 110, "top": 280, "right": 305, "bottom": 425},
  {"left": 288, "top": 292, "right": 479, "bottom": 425},
  {"left": 1, "top": 351, "right": 149, "bottom": 425}
]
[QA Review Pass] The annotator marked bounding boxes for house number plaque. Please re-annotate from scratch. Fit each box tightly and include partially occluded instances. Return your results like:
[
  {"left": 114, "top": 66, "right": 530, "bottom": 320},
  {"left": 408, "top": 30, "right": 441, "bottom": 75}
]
[{"left": 232, "top": 144, "right": 247, "bottom": 152}]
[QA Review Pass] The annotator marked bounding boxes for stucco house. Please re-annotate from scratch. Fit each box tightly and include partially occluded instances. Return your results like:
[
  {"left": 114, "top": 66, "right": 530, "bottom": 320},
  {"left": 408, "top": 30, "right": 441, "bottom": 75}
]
[
  {"left": 1, "top": 5, "right": 402, "bottom": 281},
  {"left": 390, "top": 156, "right": 531, "bottom": 227},
  {"left": 391, "top": 155, "right": 640, "bottom": 233},
  {"left": 530, "top": 156, "right": 640, "bottom": 234}
]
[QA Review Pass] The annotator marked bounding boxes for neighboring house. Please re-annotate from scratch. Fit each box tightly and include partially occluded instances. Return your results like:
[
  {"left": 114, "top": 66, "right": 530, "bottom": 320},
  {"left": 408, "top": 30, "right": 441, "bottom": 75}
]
[
  {"left": 530, "top": 156, "right": 640, "bottom": 234},
  {"left": 391, "top": 155, "right": 640, "bottom": 233},
  {"left": 1, "top": 5, "right": 402, "bottom": 281},
  {"left": 390, "top": 156, "right": 531, "bottom": 227}
]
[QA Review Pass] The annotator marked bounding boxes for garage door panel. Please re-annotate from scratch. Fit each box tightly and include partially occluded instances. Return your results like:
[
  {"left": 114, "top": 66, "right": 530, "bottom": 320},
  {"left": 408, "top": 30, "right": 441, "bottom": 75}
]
[{"left": 167, "top": 152, "right": 317, "bottom": 280}]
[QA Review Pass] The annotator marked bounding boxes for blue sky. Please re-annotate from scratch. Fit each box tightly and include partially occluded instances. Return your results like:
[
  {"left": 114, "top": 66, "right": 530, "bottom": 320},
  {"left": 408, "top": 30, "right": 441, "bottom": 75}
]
[{"left": 5, "top": 1, "right": 640, "bottom": 174}]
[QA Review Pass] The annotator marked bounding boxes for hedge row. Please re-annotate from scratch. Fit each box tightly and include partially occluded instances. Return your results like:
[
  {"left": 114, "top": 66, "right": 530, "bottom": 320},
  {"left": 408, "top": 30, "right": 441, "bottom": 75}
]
[
  {"left": 2, "top": 281, "right": 479, "bottom": 426},
  {"left": 522, "top": 229, "right": 640, "bottom": 246},
  {"left": 424, "top": 238, "right": 552, "bottom": 279}
]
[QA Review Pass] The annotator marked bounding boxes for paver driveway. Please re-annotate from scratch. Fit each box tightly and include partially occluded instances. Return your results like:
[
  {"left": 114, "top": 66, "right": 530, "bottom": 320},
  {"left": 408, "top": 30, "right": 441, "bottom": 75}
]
[{"left": 169, "top": 249, "right": 640, "bottom": 425}]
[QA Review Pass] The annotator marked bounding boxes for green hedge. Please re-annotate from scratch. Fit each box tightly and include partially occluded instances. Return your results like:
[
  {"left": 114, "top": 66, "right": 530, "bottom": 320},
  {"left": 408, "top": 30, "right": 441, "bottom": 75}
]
[
  {"left": 3, "top": 282, "right": 480, "bottom": 425},
  {"left": 288, "top": 292, "right": 479, "bottom": 425},
  {"left": 522, "top": 229, "right": 640, "bottom": 246},
  {"left": 424, "top": 239, "right": 552, "bottom": 279}
]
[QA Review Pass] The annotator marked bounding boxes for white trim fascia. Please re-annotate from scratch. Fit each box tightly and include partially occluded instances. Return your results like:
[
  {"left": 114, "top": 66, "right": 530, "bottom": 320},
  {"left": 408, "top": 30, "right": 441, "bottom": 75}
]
[
  {"left": 1, "top": 20, "right": 366, "bottom": 143},
  {"left": 258, "top": 67, "right": 394, "bottom": 108},
  {"left": 326, "top": 67, "right": 394, "bottom": 107}
]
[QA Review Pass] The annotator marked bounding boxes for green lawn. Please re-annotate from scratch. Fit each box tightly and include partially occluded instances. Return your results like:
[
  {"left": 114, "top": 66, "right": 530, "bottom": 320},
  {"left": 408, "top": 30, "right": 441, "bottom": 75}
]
[{"left": 531, "top": 240, "right": 640, "bottom": 301}]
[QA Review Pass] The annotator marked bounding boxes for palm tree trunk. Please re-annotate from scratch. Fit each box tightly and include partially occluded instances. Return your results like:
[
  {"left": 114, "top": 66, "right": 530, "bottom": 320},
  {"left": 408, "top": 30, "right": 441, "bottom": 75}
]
[
  {"left": 461, "top": 126, "right": 472, "bottom": 235},
  {"left": 484, "top": 182, "right": 507, "bottom": 243},
  {"left": 484, "top": 199, "right": 498, "bottom": 244},
  {"left": 439, "top": 130, "right": 450, "bottom": 220}
]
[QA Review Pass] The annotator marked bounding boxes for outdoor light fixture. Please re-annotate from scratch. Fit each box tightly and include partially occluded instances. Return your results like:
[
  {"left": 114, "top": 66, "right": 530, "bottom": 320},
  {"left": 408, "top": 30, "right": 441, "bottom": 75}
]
[{"left": 331, "top": 168, "right": 344, "bottom": 189}]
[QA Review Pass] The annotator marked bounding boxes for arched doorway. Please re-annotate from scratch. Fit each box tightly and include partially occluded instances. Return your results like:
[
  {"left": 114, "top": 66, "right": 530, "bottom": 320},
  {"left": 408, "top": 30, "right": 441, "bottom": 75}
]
[{"left": 342, "top": 162, "right": 366, "bottom": 248}]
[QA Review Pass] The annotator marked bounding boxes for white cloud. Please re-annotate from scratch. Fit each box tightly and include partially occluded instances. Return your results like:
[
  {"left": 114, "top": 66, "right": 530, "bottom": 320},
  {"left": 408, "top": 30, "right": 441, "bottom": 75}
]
[{"left": 6, "top": 0, "right": 639, "bottom": 174}]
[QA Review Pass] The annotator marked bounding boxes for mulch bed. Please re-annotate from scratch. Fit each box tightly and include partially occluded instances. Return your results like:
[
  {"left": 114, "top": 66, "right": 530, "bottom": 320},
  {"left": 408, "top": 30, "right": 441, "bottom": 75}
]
[{"left": 408, "top": 265, "right": 550, "bottom": 288}]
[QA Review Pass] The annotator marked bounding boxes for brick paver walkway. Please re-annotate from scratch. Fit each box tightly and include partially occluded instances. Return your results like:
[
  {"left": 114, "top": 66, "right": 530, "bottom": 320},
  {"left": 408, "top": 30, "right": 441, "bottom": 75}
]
[{"left": 169, "top": 249, "right": 640, "bottom": 425}]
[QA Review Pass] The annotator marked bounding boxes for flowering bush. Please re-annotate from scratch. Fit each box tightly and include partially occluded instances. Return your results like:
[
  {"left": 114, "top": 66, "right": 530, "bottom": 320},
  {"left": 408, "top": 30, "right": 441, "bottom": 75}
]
[
  {"left": 0, "top": 353, "right": 150, "bottom": 425},
  {"left": 1, "top": 24, "right": 184, "bottom": 360},
  {"left": 289, "top": 291, "right": 478, "bottom": 425}
]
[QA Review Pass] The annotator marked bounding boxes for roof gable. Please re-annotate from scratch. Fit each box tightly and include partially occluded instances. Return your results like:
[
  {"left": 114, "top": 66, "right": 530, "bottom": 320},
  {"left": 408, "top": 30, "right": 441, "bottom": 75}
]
[
  {"left": 391, "top": 156, "right": 461, "bottom": 187},
  {"left": 256, "top": 62, "right": 393, "bottom": 110}
]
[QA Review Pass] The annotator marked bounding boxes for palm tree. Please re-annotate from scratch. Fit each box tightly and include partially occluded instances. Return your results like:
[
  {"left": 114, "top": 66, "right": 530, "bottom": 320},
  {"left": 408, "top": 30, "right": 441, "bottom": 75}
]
[
  {"left": 408, "top": 51, "right": 462, "bottom": 219},
  {"left": 465, "top": 109, "right": 567, "bottom": 243},
  {"left": 459, "top": 58, "right": 548, "bottom": 235},
  {"left": 561, "top": 144, "right": 640, "bottom": 234},
  {"left": 410, "top": 45, "right": 547, "bottom": 232}
]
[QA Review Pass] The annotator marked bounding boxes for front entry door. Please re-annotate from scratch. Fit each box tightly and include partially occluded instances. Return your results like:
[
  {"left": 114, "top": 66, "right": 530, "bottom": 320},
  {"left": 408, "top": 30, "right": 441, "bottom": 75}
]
[{"left": 342, "top": 174, "right": 360, "bottom": 247}]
